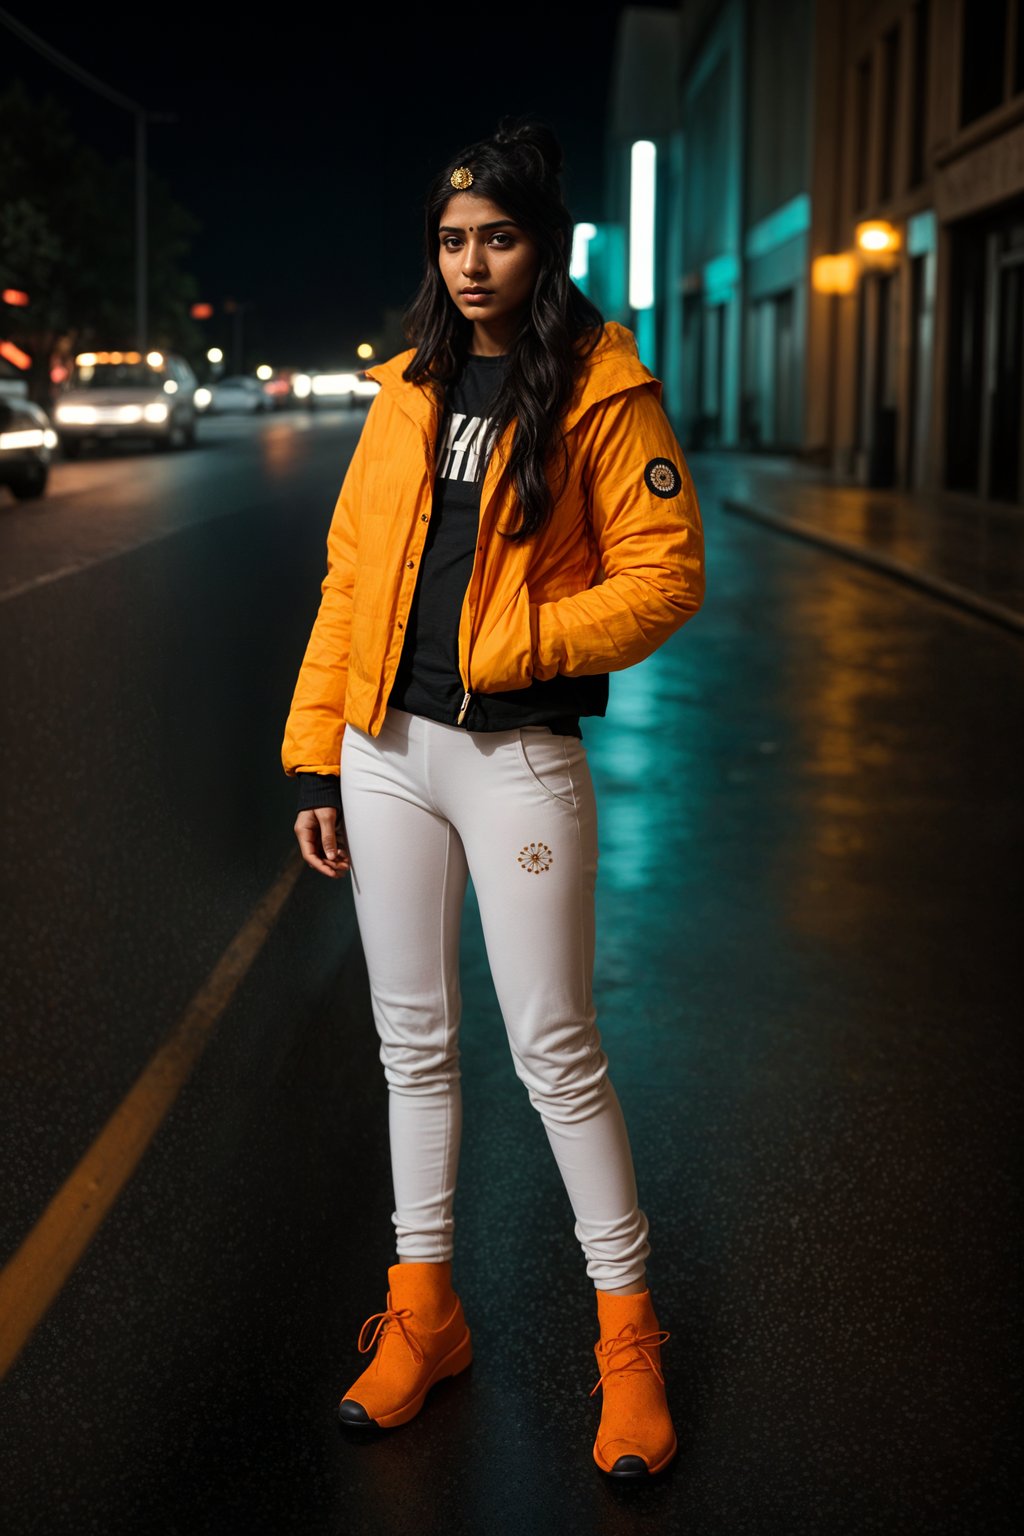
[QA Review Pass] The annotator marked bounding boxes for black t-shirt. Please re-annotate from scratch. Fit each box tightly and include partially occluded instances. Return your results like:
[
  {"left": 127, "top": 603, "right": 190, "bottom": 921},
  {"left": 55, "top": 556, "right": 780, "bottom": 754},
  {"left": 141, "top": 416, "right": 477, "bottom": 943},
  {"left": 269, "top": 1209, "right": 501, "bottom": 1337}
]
[
  {"left": 296, "top": 352, "right": 608, "bottom": 813},
  {"left": 389, "top": 352, "right": 606, "bottom": 733}
]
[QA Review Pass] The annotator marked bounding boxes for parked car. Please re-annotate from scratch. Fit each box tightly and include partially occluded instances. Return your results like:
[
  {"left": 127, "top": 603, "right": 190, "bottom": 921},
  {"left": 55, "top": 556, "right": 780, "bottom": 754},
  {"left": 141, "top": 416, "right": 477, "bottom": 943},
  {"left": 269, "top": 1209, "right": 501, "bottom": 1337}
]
[
  {"left": 0, "top": 395, "right": 57, "bottom": 500},
  {"left": 54, "top": 350, "right": 198, "bottom": 455},
  {"left": 201, "top": 375, "right": 268, "bottom": 415}
]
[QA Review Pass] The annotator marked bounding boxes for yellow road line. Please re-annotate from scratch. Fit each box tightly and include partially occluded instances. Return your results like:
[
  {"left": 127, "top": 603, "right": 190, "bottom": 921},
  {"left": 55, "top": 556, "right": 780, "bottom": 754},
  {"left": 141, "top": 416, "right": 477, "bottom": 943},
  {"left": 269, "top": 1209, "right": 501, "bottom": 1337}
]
[{"left": 0, "top": 851, "right": 304, "bottom": 1379}]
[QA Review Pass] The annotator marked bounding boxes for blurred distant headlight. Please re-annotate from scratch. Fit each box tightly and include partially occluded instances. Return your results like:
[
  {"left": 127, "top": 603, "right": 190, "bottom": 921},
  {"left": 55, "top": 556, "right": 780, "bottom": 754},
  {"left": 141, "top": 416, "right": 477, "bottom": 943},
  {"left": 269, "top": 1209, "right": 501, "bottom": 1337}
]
[
  {"left": 313, "top": 373, "right": 358, "bottom": 395},
  {"left": 194, "top": 387, "right": 212, "bottom": 410},
  {"left": 293, "top": 374, "right": 312, "bottom": 399},
  {"left": 163, "top": 379, "right": 179, "bottom": 394},
  {"left": 0, "top": 428, "right": 46, "bottom": 451},
  {"left": 144, "top": 403, "right": 169, "bottom": 423},
  {"left": 354, "top": 377, "right": 380, "bottom": 396},
  {"left": 146, "top": 350, "right": 165, "bottom": 368},
  {"left": 43, "top": 429, "right": 58, "bottom": 449},
  {"left": 57, "top": 405, "right": 98, "bottom": 424}
]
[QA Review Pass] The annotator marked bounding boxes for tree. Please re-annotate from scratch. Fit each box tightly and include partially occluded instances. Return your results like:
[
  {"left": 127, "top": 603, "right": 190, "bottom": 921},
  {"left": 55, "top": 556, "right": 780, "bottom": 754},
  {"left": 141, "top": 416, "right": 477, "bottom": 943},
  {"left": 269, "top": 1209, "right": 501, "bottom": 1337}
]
[{"left": 0, "top": 79, "right": 204, "bottom": 407}]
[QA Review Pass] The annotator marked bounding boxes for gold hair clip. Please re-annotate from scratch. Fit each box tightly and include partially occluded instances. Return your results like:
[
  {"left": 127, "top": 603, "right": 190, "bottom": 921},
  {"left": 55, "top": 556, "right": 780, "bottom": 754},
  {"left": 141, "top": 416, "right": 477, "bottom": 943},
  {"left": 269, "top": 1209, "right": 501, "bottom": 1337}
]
[{"left": 450, "top": 166, "right": 474, "bottom": 190}]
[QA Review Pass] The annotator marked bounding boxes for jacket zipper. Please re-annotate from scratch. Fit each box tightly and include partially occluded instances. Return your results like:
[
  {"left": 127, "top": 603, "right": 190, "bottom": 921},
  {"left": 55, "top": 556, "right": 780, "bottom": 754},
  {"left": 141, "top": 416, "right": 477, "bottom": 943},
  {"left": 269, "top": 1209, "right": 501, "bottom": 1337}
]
[{"left": 456, "top": 690, "right": 472, "bottom": 725}]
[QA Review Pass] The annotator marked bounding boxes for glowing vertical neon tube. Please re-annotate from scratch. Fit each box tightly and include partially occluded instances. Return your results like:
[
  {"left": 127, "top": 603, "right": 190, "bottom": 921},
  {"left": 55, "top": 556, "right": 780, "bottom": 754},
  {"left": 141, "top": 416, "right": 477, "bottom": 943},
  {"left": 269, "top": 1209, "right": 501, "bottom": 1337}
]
[
  {"left": 629, "top": 140, "right": 656, "bottom": 311},
  {"left": 570, "top": 222, "right": 598, "bottom": 281}
]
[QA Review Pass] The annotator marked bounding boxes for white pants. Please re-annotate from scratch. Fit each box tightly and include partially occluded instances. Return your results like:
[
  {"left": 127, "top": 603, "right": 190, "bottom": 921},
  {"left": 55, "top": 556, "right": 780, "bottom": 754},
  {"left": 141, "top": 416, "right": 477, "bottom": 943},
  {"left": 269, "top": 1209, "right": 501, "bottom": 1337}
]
[{"left": 339, "top": 706, "right": 652, "bottom": 1290}]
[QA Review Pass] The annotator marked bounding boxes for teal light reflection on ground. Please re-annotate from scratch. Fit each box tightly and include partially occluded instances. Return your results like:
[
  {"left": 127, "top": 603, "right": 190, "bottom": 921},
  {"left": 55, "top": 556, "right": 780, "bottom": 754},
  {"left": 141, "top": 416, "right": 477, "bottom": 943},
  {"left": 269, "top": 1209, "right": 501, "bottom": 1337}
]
[{"left": 590, "top": 648, "right": 706, "bottom": 895}]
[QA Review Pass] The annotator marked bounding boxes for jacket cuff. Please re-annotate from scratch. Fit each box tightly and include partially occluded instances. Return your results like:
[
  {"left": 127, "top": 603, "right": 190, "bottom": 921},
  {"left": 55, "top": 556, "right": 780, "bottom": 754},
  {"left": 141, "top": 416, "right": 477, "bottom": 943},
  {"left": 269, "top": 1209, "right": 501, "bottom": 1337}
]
[{"left": 296, "top": 772, "right": 343, "bottom": 813}]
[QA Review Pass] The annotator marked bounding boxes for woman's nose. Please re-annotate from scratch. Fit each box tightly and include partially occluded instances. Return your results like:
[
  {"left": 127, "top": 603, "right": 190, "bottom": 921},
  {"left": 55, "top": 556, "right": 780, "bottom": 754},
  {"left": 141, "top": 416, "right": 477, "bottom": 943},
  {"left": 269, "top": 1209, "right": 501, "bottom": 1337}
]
[{"left": 462, "top": 241, "right": 488, "bottom": 276}]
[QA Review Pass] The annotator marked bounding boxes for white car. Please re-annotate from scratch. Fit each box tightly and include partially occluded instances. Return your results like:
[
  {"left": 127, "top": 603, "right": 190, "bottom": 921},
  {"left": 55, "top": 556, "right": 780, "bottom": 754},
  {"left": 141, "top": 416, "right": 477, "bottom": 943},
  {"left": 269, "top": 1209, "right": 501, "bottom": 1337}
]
[
  {"left": 55, "top": 350, "right": 198, "bottom": 456},
  {"left": 0, "top": 394, "right": 57, "bottom": 500},
  {"left": 294, "top": 369, "right": 380, "bottom": 410},
  {"left": 202, "top": 375, "right": 269, "bottom": 414}
]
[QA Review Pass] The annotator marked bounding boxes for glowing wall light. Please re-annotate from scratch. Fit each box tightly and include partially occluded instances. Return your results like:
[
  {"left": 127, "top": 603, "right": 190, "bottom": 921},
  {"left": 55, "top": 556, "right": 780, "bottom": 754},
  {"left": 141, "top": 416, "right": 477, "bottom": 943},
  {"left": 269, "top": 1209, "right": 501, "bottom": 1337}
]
[
  {"left": 855, "top": 219, "right": 900, "bottom": 254},
  {"left": 629, "top": 141, "right": 656, "bottom": 311},
  {"left": 811, "top": 253, "right": 859, "bottom": 295},
  {"left": 570, "top": 222, "right": 598, "bottom": 281}
]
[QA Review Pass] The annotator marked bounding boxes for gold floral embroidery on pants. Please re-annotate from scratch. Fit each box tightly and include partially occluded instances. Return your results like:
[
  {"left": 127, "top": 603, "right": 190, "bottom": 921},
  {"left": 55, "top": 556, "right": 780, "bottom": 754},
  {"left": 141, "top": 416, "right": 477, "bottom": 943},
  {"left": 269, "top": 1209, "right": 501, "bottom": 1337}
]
[{"left": 517, "top": 841, "right": 553, "bottom": 874}]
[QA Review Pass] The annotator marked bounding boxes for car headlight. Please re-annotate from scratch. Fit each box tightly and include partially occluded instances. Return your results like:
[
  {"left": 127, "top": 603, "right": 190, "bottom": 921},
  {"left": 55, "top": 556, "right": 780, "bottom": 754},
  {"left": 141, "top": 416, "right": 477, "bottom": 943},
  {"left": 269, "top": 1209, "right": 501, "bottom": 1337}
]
[
  {"left": 143, "top": 403, "right": 169, "bottom": 423},
  {"left": 57, "top": 405, "right": 98, "bottom": 424},
  {"left": 313, "top": 373, "right": 358, "bottom": 395},
  {"left": 293, "top": 374, "right": 312, "bottom": 399},
  {"left": 0, "top": 428, "right": 46, "bottom": 451},
  {"left": 194, "top": 387, "right": 212, "bottom": 410}
]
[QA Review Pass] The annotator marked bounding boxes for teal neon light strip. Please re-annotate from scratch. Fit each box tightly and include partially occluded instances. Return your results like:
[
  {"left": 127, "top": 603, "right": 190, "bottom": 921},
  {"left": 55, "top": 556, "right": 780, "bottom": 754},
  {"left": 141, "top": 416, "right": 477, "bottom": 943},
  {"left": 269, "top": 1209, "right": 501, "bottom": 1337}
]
[
  {"left": 703, "top": 252, "right": 740, "bottom": 296},
  {"left": 907, "top": 209, "right": 935, "bottom": 256},
  {"left": 744, "top": 194, "right": 811, "bottom": 261}
]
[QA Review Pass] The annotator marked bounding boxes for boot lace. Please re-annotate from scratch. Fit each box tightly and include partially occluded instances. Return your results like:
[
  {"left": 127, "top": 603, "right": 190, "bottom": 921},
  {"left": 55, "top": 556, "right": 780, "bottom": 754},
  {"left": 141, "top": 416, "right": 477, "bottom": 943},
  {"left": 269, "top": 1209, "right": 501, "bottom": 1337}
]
[
  {"left": 356, "top": 1305, "right": 425, "bottom": 1366},
  {"left": 589, "top": 1321, "right": 671, "bottom": 1397}
]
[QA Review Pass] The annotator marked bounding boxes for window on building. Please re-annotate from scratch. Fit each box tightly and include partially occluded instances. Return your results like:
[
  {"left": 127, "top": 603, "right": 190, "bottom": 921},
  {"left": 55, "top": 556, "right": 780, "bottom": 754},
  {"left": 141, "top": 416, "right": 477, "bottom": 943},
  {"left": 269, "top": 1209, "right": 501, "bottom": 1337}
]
[
  {"left": 909, "top": 0, "right": 930, "bottom": 188},
  {"left": 880, "top": 23, "right": 900, "bottom": 201},
  {"left": 854, "top": 54, "right": 872, "bottom": 212},
  {"left": 961, "top": 0, "right": 1009, "bottom": 125}
]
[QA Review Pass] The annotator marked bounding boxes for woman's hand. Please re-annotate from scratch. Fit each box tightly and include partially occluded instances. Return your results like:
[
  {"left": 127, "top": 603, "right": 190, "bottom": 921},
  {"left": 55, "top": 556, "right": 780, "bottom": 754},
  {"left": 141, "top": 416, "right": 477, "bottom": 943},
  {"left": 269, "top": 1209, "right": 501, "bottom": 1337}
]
[{"left": 294, "top": 807, "right": 351, "bottom": 879}]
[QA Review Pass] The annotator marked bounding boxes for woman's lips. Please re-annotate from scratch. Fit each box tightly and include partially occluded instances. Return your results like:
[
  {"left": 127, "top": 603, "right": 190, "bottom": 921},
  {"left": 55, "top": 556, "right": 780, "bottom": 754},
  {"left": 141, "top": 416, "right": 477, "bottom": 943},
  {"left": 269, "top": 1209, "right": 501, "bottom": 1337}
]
[{"left": 462, "top": 291, "right": 494, "bottom": 304}]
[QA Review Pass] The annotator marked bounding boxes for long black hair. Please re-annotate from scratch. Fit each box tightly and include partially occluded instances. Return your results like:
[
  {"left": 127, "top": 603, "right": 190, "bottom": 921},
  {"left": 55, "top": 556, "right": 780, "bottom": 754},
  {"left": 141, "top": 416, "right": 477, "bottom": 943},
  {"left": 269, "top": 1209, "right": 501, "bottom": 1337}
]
[{"left": 401, "top": 116, "right": 605, "bottom": 542}]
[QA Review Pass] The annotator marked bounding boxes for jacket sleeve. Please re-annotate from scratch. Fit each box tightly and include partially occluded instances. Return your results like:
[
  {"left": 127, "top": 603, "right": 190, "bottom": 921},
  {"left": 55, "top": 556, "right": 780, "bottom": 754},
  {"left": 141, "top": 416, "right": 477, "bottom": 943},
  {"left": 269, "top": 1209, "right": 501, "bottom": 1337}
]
[
  {"left": 528, "top": 384, "right": 705, "bottom": 679},
  {"left": 281, "top": 396, "right": 378, "bottom": 778}
]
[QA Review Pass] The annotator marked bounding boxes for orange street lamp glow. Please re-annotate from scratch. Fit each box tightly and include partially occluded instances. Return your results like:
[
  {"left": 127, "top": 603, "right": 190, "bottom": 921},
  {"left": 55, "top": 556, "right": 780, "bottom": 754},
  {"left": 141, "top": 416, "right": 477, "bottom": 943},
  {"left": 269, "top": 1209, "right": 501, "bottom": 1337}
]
[
  {"left": 2, "top": 289, "right": 30, "bottom": 307},
  {"left": 0, "top": 340, "right": 31, "bottom": 369}
]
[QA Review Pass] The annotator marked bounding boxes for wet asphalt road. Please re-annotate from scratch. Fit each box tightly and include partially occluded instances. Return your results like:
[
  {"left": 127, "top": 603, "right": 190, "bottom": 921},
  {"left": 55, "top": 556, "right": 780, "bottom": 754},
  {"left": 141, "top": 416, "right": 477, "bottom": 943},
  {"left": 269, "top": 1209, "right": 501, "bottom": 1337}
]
[{"left": 0, "top": 417, "right": 1020, "bottom": 1534}]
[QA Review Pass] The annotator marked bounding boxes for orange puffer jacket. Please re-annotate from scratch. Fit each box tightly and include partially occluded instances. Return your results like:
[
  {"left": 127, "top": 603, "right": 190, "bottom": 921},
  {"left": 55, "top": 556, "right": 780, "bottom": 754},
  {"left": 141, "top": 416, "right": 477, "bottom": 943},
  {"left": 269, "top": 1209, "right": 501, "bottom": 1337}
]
[{"left": 281, "top": 321, "right": 705, "bottom": 778}]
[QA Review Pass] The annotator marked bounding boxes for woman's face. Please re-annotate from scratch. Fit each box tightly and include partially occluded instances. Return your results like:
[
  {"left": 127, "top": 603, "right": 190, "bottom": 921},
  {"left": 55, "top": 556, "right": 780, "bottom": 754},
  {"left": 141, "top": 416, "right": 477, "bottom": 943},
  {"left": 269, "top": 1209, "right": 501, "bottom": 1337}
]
[{"left": 437, "top": 193, "right": 542, "bottom": 331}]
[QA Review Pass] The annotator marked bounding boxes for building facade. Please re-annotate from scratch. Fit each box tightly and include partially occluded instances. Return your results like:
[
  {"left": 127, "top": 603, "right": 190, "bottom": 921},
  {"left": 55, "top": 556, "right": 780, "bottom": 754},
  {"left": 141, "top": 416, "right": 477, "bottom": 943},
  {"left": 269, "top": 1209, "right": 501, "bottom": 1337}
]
[{"left": 595, "top": 0, "right": 1023, "bottom": 504}]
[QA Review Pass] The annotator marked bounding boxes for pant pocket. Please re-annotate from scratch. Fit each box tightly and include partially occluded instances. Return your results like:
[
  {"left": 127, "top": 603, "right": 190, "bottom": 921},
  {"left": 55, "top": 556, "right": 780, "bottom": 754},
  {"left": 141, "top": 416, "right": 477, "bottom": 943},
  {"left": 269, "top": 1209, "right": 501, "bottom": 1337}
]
[{"left": 515, "top": 726, "right": 581, "bottom": 806}]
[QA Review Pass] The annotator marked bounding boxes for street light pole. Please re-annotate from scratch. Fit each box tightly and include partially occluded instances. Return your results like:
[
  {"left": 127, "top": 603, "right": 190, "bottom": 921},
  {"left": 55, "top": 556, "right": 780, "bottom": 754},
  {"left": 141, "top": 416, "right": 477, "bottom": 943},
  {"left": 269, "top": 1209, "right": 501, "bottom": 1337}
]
[{"left": 136, "top": 110, "right": 147, "bottom": 351}]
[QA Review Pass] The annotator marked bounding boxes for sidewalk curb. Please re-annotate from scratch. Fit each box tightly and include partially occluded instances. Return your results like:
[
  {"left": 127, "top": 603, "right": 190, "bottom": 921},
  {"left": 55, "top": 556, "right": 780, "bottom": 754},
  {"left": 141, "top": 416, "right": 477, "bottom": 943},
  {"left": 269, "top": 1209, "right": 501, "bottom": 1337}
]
[{"left": 722, "top": 497, "right": 1024, "bottom": 638}]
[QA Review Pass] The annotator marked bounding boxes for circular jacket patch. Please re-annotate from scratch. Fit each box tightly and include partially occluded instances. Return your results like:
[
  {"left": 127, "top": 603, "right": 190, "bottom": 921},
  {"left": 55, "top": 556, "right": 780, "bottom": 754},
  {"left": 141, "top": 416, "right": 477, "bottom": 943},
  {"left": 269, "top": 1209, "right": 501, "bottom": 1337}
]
[{"left": 644, "top": 457, "right": 682, "bottom": 498}]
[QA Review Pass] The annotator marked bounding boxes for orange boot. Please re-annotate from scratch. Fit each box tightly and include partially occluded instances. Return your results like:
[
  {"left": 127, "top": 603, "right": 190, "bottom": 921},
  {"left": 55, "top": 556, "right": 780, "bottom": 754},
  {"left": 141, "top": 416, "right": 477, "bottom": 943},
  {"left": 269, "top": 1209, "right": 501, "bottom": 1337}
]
[
  {"left": 589, "top": 1286, "right": 677, "bottom": 1476},
  {"left": 338, "top": 1260, "right": 473, "bottom": 1429}
]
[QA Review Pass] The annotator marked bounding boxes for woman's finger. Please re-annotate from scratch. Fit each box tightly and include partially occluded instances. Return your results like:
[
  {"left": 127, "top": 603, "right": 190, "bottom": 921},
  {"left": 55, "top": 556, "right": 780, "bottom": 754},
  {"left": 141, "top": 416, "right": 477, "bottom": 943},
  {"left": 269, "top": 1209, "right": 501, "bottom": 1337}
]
[
  {"left": 294, "top": 812, "right": 347, "bottom": 878},
  {"left": 315, "top": 807, "right": 351, "bottom": 871}
]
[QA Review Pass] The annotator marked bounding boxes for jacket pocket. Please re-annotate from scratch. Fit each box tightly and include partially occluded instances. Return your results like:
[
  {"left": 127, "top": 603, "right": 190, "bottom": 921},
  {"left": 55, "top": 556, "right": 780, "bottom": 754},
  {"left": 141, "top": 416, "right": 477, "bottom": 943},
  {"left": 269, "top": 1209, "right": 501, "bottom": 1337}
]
[{"left": 471, "top": 580, "right": 535, "bottom": 692}]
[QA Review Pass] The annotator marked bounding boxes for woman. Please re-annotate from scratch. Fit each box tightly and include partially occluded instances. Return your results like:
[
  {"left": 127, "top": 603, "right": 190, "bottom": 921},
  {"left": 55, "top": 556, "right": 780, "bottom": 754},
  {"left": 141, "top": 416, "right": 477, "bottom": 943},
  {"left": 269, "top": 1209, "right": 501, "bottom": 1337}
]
[{"left": 282, "top": 117, "right": 705, "bottom": 1479}]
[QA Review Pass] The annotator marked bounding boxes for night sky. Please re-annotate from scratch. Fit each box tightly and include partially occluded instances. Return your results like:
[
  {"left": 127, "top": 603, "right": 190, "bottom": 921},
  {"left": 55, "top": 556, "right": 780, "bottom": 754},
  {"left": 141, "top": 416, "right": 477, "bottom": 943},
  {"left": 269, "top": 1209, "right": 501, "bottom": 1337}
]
[{"left": 3, "top": 4, "right": 671, "bottom": 367}]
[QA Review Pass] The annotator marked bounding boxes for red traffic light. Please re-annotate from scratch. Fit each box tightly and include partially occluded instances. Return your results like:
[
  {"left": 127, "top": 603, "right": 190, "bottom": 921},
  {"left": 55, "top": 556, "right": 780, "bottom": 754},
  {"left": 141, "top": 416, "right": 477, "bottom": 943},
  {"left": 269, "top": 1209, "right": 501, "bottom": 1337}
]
[
  {"left": 191, "top": 302, "right": 213, "bottom": 320},
  {"left": 2, "top": 289, "right": 30, "bottom": 307}
]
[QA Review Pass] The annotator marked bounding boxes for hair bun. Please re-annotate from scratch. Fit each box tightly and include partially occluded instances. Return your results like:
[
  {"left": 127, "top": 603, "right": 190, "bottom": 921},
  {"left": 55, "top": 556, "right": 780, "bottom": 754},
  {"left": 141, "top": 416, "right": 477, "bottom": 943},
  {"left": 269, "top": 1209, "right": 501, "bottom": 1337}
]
[{"left": 493, "top": 116, "right": 564, "bottom": 178}]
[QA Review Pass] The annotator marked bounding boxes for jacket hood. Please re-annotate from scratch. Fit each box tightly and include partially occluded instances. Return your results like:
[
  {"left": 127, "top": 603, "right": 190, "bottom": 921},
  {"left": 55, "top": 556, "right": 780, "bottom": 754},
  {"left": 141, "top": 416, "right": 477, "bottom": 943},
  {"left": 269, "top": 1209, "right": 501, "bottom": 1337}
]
[{"left": 363, "top": 321, "right": 659, "bottom": 434}]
